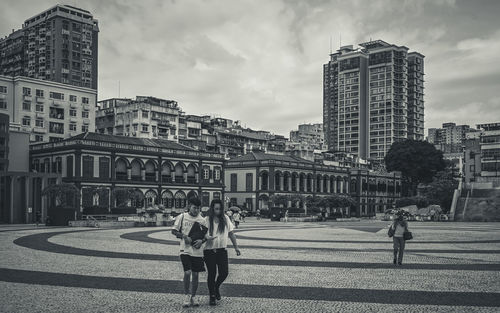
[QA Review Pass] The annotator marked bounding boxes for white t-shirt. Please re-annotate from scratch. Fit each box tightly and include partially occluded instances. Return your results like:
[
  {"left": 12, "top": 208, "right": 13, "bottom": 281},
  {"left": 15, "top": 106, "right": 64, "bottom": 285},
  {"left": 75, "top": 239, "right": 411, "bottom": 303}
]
[
  {"left": 204, "top": 215, "right": 235, "bottom": 250},
  {"left": 233, "top": 213, "right": 241, "bottom": 222},
  {"left": 173, "top": 213, "right": 207, "bottom": 257}
]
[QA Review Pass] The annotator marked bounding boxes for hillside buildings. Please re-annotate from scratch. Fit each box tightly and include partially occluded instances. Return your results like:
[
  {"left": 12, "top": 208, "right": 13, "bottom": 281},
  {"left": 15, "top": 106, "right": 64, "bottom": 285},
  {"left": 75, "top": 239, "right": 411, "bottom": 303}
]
[
  {"left": 428, "top": 122, "right": 476, "bottom": 153},
  {"left": 464, "top": 123, "right": 500, "bottom": 186},
  {"left": 323, "top": 40, "right": 424, "bottom": 162},
  {"left": 0, "top": 5, "right": 99, "bottom": 89}
]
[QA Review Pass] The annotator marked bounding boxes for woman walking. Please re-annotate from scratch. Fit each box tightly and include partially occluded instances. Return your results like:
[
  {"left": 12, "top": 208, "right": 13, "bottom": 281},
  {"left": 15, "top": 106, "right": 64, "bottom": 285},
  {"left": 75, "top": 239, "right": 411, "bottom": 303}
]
[
  {"left": 389, "top": 211, "right": 410, "bottom": 265},
  {"left": 204, "top": 200, "right": 241, "bottom": 306}
]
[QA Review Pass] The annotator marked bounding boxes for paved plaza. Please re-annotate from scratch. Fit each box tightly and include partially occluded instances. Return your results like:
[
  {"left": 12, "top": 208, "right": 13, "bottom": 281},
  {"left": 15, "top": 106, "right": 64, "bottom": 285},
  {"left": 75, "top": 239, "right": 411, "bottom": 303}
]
[{"left": 1, "top": 219, "right": 500, "bottom": 312}]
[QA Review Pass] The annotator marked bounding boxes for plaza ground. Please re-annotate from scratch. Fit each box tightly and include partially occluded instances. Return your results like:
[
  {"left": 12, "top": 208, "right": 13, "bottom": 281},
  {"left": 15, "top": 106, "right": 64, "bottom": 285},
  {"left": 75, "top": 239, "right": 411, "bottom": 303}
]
[{"left": 0, "top": 219, "right": 499, "bottom": 312}]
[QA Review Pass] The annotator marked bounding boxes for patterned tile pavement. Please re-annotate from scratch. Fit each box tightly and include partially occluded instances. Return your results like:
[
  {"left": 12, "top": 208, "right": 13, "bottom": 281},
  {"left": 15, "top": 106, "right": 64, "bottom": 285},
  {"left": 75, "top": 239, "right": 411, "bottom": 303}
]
[{"left": 0, "top": 219, "right": 499, "bottom": 312}]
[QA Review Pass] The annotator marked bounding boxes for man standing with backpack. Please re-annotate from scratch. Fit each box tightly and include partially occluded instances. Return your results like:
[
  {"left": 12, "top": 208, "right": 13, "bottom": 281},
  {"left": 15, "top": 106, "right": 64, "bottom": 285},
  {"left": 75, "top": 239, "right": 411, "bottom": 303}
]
[{"left": 172, "top": 197, "right": 214, "bottom": 307}]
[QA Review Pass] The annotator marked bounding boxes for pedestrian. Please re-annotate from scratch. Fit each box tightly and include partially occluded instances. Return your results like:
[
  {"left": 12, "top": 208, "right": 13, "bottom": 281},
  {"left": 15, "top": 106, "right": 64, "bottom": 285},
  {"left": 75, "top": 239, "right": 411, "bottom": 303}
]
[
  {"left": 233, "top": 211, "right": 241, "bottom": 228},
  {"left": 171, "top": 197, "right": 215, "bottom": 308},
  {"left": 388, "top": 211, "right": 410, "bottom": 265},
  {"left": 256, "top": 209, "right": 261, "bottom": 220},
  {"left": 226, "top": 209, "right": 233, "bottom": 222},
  {"left": 284, "top": 209, "right": 289, "bottom": 223},
  {"left": 204, "top": 200, "right": 241, "bottom": 305},
  {"left": 35, "top": 210, "right": 41, "bottom": 227}
]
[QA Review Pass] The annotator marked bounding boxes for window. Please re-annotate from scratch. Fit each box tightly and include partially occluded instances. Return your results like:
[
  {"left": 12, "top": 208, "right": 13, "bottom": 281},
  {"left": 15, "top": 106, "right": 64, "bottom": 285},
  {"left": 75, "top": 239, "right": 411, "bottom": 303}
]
[
  {"left": 66, "top": 155, "right": 73, "bottom": 177},
  {"left": 69, "top": 95, "right": 77, "bottom": 102},
  {"left": 82, "top": 111, "right": 89, "bottom": 118},
  {"left": 49, "top": 122, "right": 64, "bottom": 134},
  {"left": 23, "top": 87, "right": 31, "bottom": 96},
  {"left": 69, "top": 109, "right": 76, "bottom": 117},
  {"left": 99, "top": 157, "right": 110, "bottom": 179},
  {"left": 36, "top": 89, "right": 44, "bottom": 97},
  {"left": 214, "top": 167, "right": 221, "bottom": 180},
  {"left": 82, "top": 125, "right": 89, "bottom": 132},
  {"left": 141, "top": 125, "right": 148, "bottom": 132},
  {"left": 49, "top": 107, "right": 64, "bottom": 119},
  {"left": 0, "top": 86, "right": 6, "bottom": 93},
  {"left": 82, "top": 156, "right": 94, "bottom": 178},
  {"left": 69, "top": 123, "right": 76, "bottom": 131},
  {"left": 49, "top": 92, "right": 64, "bottom": 100},
  {"left": 22, "top": 117, "right": 30, "bottom": 126},
  {"left": 35, "top": 104, "right": 44, "bottom": 112},
  {"left": 23, "top": 101, "right": 31, "bottom": 111},
  {"left": 230, "top": 173, "right": 237, "bottom": 192},
  {"left": 142, "top": 111, "right": 149, "bottom": 118},
  {"left": 201, "top": 192, "right": 210, "bottom": 207},
  {"left": 0, "top": 99, "right": 6, "bottom": 109},
  {"left": 35, "top": 118, "right": 44, "bottom": 127},
  {"left": 203, "top": 167, "right": 209, "bottom": 180},
  {"left": 34, "top": 135, "right": 44, "bottom": 142},
  {"left": 82, "top": 97, "right": 89, "bottom": 104},
  {"left": 246, "top": 173, "right": 253, "bottom": 191}
]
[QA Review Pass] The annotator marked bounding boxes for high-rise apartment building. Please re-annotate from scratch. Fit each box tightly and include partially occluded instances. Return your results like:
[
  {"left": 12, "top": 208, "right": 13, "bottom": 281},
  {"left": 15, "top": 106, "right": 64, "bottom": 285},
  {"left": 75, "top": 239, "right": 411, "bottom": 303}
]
[
  {"left": 0, "top": 5, "right": 98, "bottom": 89},
  {"left": 0, "top": 75, "right": 96, "bottom": 143},
  {"left": 323, "top": 40, "right": 424, "bottom": 161}
]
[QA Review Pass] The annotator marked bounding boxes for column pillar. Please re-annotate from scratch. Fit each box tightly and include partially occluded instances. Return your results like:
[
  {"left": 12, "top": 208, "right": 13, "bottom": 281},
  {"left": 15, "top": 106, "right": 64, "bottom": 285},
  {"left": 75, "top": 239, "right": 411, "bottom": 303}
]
[
  {"left": 333, "top": 179, "right": 337, "bottom": 193},
  {"left": 9, "top": 175, "right": 16, "bottom": 224},
  {"left": 279, "top": 175, "right": 284, "bottom": 191},
  {"left": 345, "top": 178, "right": 349, "bottom": 193},
  {"left": 127, "top": 168, "right": 131, "bottom": 180},
  {"left": 340, "top": 180, "right": 344, "bottom": 194},
  {"left": 141, "top": 169, "right": 145, "bottom": 181},
  {"left": 327, "top": 178, "right": 331, "bottom": 194},
  {"left": 319, "top": 177, "right": 323, "bottom": 193}
]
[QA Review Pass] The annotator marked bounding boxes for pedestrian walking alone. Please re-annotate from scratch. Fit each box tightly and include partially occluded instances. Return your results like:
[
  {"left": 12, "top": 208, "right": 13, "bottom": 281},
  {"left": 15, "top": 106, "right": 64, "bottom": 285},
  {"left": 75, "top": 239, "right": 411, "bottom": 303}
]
[
  {"left": 388, "top": 211, "right": 411, "bottom": 265},
  {"left": 204, "top": 200, "right": 241, "bottom": 306},
  {"left": 233, "top": 211, "right": 241, "bottom": 228},
  {"left": 284, "top": 209, "right": 289, "bottom": 223}
]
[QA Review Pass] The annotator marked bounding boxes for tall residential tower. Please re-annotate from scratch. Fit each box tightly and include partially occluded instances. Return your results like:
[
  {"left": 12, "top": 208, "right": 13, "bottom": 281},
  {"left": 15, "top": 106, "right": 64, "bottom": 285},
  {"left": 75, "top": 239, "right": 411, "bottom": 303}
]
[
  {"left": 323, "top": 40, "right": 424, "bottom": 161},
  {"left": 0, "top": 5, "right": 99, "bottom": 89}
]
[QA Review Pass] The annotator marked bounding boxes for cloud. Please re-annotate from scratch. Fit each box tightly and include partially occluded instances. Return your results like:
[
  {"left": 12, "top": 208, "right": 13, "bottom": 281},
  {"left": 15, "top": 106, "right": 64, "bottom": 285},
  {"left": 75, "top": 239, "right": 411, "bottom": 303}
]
[{"left": 1, "top": 0, "right": 498, "bottom": 136}]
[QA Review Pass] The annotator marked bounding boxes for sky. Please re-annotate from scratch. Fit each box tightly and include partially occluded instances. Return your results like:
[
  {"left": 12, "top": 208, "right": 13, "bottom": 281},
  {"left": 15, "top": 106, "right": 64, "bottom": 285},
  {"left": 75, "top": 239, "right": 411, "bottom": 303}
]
[{"left": 2, "top": 0, "right": 500, "bottom": 137}]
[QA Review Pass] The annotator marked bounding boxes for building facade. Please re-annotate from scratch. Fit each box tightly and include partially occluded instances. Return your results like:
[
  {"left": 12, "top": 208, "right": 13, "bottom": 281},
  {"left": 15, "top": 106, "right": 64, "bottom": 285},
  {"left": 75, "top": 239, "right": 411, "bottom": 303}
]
[
  {"left": 427, "top": 122, "right": 475, "bottom": 153},
  {"left": 349, "top": 168, "right": 402, "bottom": 216},
  {"left": 289, "top": 123, "right": 324, "bottom": 149},
  {"left": 0, "top": 75, "right": 96, "bottom": 142},
  {"left": 224, "top": 152, "right": 350, "bottom": 213},
  {"left": 323, "top": 40, "right": 425, "bottom": 161},
  {"left": 0, "top": 118, "right": 60, "bottom": 224},
  {"left": 96, "top": 97, "right": 180, "bottom": 141},
  {"left": 0, "top": 4, "right": 99, "bottom": 89},
  {"left": 29, "top": 133, "right": 225, "bottom": 214}
]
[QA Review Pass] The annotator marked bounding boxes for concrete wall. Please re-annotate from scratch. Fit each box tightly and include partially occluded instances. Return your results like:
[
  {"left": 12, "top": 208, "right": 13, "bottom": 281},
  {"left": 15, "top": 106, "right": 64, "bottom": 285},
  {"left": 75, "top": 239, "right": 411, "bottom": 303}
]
[{"left": 8, "top": 130, "right": 30, "bottom": 172}]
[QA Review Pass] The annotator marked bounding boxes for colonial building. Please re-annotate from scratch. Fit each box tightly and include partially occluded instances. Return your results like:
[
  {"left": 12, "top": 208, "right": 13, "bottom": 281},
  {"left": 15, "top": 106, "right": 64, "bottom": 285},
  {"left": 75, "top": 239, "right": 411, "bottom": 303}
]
[
  {"left": 349, "top": 168, "right": 402, "bottom": 216},
  {"left": 0, "top": 75, "right": 97, "bottom": 142},
  {"left": 29, "top": 132, "right": 225, "bottom": 214},
  {"left": 224, "top": 152, "right": 350, "bottom": 214}
]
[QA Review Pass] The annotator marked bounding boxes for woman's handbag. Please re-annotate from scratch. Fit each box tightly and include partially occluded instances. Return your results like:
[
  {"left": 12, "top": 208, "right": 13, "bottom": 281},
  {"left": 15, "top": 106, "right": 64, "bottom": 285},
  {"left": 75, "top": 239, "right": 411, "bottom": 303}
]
[
  {"left": 387, "top": 225, "right": 395, "bottom": 238},
  {"left": 403, "top": 230, "right": 413, "bottom": 241}
]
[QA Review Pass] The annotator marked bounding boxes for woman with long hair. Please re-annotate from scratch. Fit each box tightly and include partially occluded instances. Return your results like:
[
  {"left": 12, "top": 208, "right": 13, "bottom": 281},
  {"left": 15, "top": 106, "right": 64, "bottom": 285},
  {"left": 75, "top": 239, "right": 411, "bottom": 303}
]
[
  {"left": 389, "top": 211, "right": 410, "bottom": 265},
  {"left": 204, "top": 199, "right": 241, "bottom": 306}
]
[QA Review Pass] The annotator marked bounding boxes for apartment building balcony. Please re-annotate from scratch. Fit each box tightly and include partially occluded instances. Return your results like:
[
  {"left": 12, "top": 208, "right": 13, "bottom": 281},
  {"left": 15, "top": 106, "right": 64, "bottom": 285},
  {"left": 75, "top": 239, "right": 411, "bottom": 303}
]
[
  {"left": 23, "top": 95, "right": 33, "bottom": 101},
  {"left": 33, "top": 127, "right": 47, "bottom": 134},
  {"left": 70, "top": 102, "right": 79, "bottom": 108},
  {"left": 52, "top": 100, "right": 65, "bottom": 106},
  {"left": 83, "top": 104, "right": 90, "bottom": 111}
]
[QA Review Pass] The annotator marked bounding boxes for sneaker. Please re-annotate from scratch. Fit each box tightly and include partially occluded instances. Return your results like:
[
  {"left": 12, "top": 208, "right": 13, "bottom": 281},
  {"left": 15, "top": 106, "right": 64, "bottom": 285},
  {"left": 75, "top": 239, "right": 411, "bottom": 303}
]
[
  {"left": 393, "top": 259, "right": 397, "bottom": 265},
  {"left": 182, "top": 295, "right": 191, "bottom": 307},
  {"left": 191, "top": 296, "right": 200, "bottom": 307},
  {"left": 209, "top": 295, "right": 217, "bottom": 306},
  {"left": 215, "top": 287, "right": 221, "bottom": 300}
]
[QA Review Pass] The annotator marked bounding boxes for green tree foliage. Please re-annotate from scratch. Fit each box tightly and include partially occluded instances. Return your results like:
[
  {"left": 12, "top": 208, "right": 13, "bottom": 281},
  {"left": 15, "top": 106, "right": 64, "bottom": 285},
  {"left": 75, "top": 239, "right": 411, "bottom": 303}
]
[{"left": 385, "top": 139, "right": 446, "bottom": 195}]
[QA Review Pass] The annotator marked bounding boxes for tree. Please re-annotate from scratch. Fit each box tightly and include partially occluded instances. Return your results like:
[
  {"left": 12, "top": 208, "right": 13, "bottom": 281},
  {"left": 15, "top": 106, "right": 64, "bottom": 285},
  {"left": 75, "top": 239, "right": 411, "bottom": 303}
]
[
  {"left": 42, "top": 183, "right": 79, "bottom": 208},
  {"left": 270, "top": 194, "right": 289, "bottom": 207},
  {"left": 419, "top": 170, "right": 458, "bottom": 213},
  {"left": 385, "top": 139, "right": 446, "bottom": 196}
]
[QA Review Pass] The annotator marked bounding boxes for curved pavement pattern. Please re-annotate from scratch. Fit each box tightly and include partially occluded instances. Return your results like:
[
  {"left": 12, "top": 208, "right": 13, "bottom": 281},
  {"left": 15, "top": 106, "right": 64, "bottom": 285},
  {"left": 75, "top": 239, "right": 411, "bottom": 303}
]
[{"left": 1, "top": 220, "right": 500, "bottom": 312}]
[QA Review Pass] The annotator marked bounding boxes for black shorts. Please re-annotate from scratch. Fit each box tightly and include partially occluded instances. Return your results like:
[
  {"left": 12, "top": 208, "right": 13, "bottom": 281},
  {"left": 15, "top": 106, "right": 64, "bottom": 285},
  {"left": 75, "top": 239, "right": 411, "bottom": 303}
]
[{"left": 180, "top": 254, "right": 205, "bottom": 272}]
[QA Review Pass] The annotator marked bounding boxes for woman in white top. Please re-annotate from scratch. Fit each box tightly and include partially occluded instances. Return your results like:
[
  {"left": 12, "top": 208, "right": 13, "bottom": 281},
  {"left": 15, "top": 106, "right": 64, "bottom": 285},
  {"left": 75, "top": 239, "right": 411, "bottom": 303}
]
[{"left": 204, "top": 200, "right": 241, "bottom": 306}]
